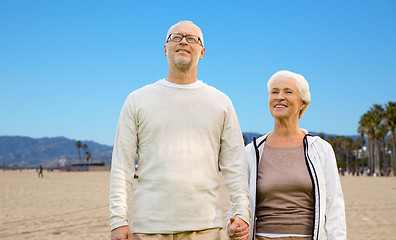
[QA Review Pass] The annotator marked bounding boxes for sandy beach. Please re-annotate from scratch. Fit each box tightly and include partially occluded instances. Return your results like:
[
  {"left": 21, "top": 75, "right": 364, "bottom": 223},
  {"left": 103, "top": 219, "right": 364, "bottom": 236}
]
[{"left": 1, "top": 170, "right": 395, "bottom": 240}]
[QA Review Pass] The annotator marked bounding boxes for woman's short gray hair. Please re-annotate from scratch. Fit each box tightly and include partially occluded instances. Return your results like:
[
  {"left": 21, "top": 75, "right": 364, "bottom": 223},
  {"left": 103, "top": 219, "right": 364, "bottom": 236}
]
[{"left": 267, "top": 70, "right": 311, "bottom": 119}]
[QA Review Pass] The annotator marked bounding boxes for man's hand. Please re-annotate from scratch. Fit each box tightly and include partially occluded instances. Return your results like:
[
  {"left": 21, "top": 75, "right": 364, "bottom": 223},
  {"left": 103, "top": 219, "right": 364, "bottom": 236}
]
[
  {"left": 228, "top": 216, "right": 249, "bottom": 240},
  {"left": 111, "top": 225, "right": 133, "bottom": 240}
]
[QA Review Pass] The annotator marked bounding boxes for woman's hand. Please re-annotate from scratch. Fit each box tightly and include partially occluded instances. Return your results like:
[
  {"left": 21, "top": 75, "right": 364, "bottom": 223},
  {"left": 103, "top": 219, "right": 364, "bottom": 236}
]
[{"left": 228, "top": 216, "right": 249, "bottom": 240}]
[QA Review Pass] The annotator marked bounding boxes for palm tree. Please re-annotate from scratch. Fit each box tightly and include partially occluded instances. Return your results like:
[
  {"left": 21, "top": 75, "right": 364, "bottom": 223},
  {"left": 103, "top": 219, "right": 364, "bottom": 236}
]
[
  {"left": 357, "top": 124, "right": 366, "bottom": 169},
  {"left": 82, "top": 144, "right": 88, "bottom": 154},
  {"left": 384, "top": 101, "right": 396, "bottom": 176},
  {"left": 351, "top": 137, "right": 362, "bottom": 174},
  {"left": 371, "top": 104, "right": 385, "bottom": 175},
  {"left": 385, "top": 134, "right": 393, "bottom": 173},
  {"left": 85, "top": 151, "right": 91, "bottom": 162},
  {"left": 81, "top": 143, "right": 90, "bottom": 169},
  {"left": 75, "top": 141, "right": 82, "bottom": 162},
  {"left": 326, "top": 136, "right": 346, "bottom": 171},
  {"left": 377, "top": 124, "right": 389, "bottom": 171},
  {"left": 359, "top": 112, "right": 375, "bottom": 174},
  {"left": 340, "top": 136, "right": 353, "bottom": 170}
]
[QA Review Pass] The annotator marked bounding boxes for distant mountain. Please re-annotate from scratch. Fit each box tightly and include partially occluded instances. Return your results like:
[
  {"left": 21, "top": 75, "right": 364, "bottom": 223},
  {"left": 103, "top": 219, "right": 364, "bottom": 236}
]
[
  {"left": 309, "top": 132, "right": 361, "bottom": 141},
  {"left": 0, "top": 136, "right": 113, "bottom": 168},
  {"left": 1, "top": 131, "right": 361, "bottom": 168}
]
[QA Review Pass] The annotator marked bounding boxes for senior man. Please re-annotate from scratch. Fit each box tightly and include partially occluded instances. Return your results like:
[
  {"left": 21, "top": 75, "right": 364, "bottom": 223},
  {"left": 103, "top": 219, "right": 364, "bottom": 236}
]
[{"left": 110, "top": 20, "right": 250, "bottom": 240}]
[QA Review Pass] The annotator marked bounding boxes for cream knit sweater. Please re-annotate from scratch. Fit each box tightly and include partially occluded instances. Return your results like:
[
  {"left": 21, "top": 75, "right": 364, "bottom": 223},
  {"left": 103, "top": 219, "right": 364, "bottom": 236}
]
[{"left": 110, "top": 80, "right": 250, "bottom": 233}]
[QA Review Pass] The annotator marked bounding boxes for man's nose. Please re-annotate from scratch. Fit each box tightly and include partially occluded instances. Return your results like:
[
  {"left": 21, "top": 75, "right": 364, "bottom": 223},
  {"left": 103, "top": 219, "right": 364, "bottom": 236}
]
[{"left": 180, "top": 36, "right": 189, "bottom": 44}]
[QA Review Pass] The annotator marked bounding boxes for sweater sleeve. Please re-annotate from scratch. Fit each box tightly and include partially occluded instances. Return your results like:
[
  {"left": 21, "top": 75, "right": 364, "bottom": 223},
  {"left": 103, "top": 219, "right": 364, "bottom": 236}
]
[
  {"left": 219, "top": 101, "right": 251, "bottom": 225},
  {"left": 322, "top": 141, "right": 347, "bottom": 239},
  {"left": 109, "top": 95, "right": 138, "bottom": 231}
]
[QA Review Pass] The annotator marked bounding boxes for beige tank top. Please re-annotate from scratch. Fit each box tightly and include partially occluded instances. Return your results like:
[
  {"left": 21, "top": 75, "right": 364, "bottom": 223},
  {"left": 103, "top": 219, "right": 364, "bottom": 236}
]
[{"left": 256, "top": 144, "right": 314, "bottom": 235}]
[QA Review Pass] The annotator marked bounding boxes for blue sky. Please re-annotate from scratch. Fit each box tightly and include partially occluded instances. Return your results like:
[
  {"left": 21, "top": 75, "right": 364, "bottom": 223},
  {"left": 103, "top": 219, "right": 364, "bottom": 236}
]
[{"left": 1, "top": 0, "right": 395, "bottom": 146}]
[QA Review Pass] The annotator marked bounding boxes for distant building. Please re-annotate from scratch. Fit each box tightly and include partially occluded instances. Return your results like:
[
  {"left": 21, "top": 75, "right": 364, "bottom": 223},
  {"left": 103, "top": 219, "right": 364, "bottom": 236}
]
[
  {"left": 354, "top": 146, "right": 368, "bottom": 159},
  {"left": 67, "top": 161, "right": 106, "bottom": 171}
]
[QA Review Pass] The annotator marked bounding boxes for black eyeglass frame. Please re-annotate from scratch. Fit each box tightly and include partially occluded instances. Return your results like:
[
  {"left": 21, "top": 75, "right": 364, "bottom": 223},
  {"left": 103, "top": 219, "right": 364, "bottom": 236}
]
[{"left": 166, "top": 33, "right": 203, "bottom": 47}]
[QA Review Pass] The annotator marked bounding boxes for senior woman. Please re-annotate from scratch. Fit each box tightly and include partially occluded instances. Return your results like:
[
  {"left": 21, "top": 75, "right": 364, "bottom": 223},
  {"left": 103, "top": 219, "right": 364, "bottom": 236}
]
[{"left": 228, "top": 70, "right": 346, "bottom": 240}]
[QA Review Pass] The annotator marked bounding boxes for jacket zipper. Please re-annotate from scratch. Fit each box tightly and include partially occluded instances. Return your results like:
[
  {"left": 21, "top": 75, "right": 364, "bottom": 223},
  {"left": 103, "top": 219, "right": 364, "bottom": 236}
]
[{"left": 303, "top": 135, "right": 320, "bottom": 240}]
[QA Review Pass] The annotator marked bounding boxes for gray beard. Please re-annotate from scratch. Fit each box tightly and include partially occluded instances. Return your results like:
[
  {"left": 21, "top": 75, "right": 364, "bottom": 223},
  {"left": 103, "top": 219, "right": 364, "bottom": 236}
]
[{"left": 173, "top": 56, "right": 193, "bottom": 72}]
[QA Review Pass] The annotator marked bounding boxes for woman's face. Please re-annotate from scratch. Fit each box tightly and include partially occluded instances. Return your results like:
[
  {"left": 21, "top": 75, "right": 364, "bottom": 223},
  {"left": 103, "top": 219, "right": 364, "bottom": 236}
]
[{"left": 268, "top": 77, "right": 306, "bottom": 121}]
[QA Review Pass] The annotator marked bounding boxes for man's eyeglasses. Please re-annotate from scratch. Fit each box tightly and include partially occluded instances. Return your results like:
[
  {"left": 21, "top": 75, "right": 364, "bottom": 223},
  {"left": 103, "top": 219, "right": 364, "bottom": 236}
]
[{"left": 166, "top": 33, "right": 203, "bottom": 47}]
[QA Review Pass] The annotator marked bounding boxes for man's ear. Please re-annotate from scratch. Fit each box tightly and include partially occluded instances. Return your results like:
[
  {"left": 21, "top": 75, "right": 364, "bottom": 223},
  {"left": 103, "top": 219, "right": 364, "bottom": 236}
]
[
  {"left": 199, "top": 47, "right": 205, "bottom": 59},
  {"left": 164, "top": 44, "right": 167, "bottom": 56}
]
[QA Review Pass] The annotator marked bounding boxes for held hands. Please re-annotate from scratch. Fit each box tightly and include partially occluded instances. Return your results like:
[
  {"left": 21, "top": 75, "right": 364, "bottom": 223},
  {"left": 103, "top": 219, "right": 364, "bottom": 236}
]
[
  {"left": 111, "top": 225, "right": 133, "bottom": 240},
  {"left": 228, "top": 216, "right": 249, "bottom": 240},
  {"left": 110, "top": 218, "right": 249, "bottom": 240}
]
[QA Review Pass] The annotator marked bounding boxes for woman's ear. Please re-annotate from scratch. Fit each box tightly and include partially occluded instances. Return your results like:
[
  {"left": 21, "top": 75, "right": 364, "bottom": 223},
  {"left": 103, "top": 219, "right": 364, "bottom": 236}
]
[{"left": 300, "top": 101, "right": 307, "bottom": 110}]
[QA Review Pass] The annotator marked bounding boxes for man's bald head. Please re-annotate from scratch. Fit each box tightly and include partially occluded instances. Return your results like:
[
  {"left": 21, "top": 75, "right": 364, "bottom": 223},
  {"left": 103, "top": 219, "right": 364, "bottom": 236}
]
[{"left": 166, "top": 21, "right": 204, "bottom": 46}]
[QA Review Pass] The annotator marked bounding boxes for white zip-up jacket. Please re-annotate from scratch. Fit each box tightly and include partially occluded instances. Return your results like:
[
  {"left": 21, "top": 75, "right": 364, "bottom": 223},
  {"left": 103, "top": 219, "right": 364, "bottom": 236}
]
[{"left": 229, "top": 129, "right": 346, "bottom": 240}]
